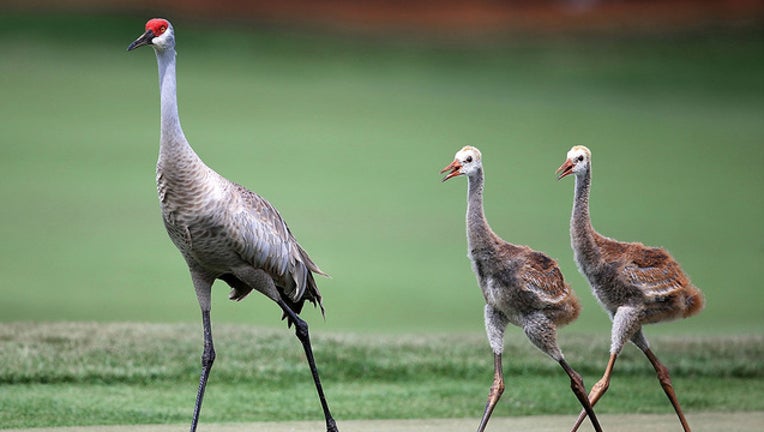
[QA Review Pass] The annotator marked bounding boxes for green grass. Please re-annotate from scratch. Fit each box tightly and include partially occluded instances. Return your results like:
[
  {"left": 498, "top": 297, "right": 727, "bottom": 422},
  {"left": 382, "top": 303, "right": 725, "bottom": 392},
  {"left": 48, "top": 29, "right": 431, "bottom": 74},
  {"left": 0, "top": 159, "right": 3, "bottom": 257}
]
[
  {"left": 1, "top": 322, "right": 763, "bottom": 428},
  {"left": 1, "top": 15, "right": 762, "bottom": 335}
]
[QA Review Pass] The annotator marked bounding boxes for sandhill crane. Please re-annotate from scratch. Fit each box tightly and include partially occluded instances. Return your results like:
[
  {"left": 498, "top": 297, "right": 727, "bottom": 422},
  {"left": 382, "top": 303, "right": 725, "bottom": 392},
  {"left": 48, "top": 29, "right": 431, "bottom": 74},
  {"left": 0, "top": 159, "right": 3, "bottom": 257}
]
[
  {"left": 557, "top": 145, "right": 704, "bottom": 432},
  {"left": 127, "top": 19, "right": 339, "bottom": 432},
  {"left": 441, "top": 146, "right": 602, "bottom": 432}
]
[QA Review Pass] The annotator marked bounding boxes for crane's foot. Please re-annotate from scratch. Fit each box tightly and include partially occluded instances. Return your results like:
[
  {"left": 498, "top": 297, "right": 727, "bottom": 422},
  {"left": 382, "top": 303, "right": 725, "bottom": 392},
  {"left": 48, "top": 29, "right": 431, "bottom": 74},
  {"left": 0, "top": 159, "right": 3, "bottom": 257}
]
[{"left": 326, "top": 418, "right": 339, "bottom": 432}]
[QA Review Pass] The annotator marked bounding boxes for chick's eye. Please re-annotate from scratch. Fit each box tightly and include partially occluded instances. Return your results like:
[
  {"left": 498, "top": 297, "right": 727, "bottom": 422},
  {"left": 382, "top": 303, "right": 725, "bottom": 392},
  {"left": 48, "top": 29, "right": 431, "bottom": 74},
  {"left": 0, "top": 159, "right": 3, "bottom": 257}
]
[
  {"left": 466, "top": 156, "right": 473, "bottom": 163},
  {"left": 577, "top": 155, "right": 584, "bottom": 162}
]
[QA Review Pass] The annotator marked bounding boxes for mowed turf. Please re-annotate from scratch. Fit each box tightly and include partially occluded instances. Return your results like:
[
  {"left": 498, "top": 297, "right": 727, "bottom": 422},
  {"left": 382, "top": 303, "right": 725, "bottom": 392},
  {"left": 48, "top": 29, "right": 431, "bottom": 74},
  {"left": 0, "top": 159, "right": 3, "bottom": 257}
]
[
  {"left": 0, "top": 15, "right": 763, "bottom": 334},
  {"left": 1, "top": 322, "right": 763, "bottom": 428},
  {"left": 5, "top": 413, "right": 764, "bottom": 432}
]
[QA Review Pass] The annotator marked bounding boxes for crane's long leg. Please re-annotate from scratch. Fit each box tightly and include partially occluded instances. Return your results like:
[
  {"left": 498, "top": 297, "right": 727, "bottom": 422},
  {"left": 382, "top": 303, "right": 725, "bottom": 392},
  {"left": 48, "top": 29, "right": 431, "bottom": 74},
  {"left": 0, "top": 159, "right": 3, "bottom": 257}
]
[
  {"left": 569, "top": 353, "right": 616, "bottom": 432},
  {"left": 570, "top": 306, "right": 641, "bottom": 432},
  {"left": 278, "top": 299, "right": 339, "bottom": 432},
  {"left": 478, "top": 306, "right": 509, "bottom": 432},
  {"left": 477, "top": 353, "right": 505, "bottom": 432},
  {"left": 521, "top": 313, "right": 603, "bottom": 432},
  {"left": 559, "top": 359, "right": 603, "bottom": 432},
  {"left": 642, "top": 348, "right": 692, "bottom": 431},
  {"left": 190, "top": 309, "right": 215, "bottom": 432},
  {"left": 190, "top": 273, "right": 216, "bottom": 432},
  {"left": 628, "top": 329, "right": 692, "bottom": 431}
]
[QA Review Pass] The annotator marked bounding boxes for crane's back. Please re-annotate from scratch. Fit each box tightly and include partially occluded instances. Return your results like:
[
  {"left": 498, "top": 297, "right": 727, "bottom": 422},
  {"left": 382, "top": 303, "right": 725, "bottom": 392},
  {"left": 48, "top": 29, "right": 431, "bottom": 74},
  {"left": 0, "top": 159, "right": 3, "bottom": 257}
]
[
  {"left": 585, "top": 234, "right": 704, "bottom": 322},
  {"left": 471, "top": 240, "right": 580, "bottom": 327}
]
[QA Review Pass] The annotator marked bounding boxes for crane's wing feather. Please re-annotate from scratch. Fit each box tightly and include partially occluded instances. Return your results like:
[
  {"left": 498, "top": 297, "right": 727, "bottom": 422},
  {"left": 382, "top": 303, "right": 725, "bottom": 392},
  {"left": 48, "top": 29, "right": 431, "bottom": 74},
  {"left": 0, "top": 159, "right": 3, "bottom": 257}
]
[
  {"left": 517, "top": 251, "right": 570, "bottom": 304},
  {"left": 231, "top": 184, "right": 324, "bottom": 303},
  {"left": 620, "top": 246, "right": 687, "bottom": 297}
]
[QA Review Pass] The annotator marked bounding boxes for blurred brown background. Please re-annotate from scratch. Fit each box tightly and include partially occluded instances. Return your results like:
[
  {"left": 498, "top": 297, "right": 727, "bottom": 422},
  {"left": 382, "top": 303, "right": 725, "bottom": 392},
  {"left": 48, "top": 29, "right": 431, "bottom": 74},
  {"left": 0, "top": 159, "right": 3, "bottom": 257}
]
[{"left": 5, "top": 0, "right": 763, "bottom": 35}]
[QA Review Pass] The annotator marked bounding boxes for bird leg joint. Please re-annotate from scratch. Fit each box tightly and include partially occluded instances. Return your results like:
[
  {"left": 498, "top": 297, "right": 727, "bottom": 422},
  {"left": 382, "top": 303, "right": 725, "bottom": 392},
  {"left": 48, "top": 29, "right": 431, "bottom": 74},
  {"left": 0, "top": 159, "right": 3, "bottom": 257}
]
[
  {"left": 489, "top": 381, "right": 504, "bottom": 400},
  {"left": 293, "top": 318, "right": 310, "bottom": 342},
  {"left": 655, "top": 364, "right": 674, "bottom": 389},
  {"left": 568, "top": 371, "right": 585, "bottom": 393},
  {"left": 201, "top": 344, "right": 216, "bottom": 367}
]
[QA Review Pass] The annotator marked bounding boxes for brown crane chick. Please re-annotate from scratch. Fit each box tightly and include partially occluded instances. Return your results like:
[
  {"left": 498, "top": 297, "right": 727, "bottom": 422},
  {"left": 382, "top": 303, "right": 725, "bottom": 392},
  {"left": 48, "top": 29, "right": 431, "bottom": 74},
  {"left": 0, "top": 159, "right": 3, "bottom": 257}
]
[
  {"left": 557, "top": 145, "right": 704, "bottom": 432},
  {"left": 442, "top": 146, "right": 602, "bottom": 432}
]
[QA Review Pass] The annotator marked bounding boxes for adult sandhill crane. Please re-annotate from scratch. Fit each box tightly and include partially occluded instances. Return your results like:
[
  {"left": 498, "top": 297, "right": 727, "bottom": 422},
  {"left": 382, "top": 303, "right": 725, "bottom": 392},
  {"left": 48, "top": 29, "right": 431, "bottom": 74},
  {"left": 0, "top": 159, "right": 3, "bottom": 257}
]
[
  {"left": 441, "top": 146, "right": 602, "bottom": 432},
  {"left": 127, "top": 19, "right": 339, "bottom": 432},
  {"left": 557, "top": 145, "right": 704, "bottom": 432}
]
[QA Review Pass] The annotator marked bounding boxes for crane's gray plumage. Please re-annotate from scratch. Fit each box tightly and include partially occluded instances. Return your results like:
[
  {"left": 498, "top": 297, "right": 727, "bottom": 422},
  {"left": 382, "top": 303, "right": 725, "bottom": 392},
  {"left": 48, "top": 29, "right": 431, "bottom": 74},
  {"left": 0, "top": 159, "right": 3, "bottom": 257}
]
[
  {"left": 128, "top": 18, "right": 338, "bottom": 432},
  {"left": 441, "top": 146, "right": 601, "bottom": 432},
  {"left": 158, "top": 162, "right": 326, "bottom": 313},
  {"left": 557, "top": 145, "right": 703, "bottom": 432}
]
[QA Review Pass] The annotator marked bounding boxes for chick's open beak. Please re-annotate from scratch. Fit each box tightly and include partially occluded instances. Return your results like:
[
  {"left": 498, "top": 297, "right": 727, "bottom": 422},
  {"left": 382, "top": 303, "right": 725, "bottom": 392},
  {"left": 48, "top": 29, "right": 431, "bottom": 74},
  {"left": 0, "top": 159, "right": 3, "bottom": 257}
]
[
  {"left": 127, "top": 29, "right": 155, "bottom": 51},
  {"left": 556, "top": 159, "right": 574, "bottom": 180},
  {"left": 440, "top": 160, "right": 463, "bottom": 182}
]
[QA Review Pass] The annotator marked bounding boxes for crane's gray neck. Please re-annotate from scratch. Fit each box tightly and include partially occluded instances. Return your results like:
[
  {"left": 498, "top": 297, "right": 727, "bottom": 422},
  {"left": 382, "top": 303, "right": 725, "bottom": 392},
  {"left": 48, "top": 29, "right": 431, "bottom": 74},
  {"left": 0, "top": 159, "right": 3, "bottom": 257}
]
[
  {"left": 466, "top": 168, "right": 494, "bottom": 250},
  {"left": 155, "top": 47, "right": 191, "bottom": 156},
  {"left": 571, "top": 168, "right": 601, "bottom": 268}
]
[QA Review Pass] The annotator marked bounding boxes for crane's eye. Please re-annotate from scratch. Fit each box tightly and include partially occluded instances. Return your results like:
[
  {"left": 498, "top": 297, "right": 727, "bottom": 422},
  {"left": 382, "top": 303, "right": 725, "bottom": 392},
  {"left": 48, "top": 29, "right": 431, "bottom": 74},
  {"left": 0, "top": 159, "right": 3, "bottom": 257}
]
[
  {"left": 160, "top": 25, "right": 167, "bottom": 34},
  {"left": 577, "top": 155, "right": 584, "bottom": 162},
  {"left": 466, "top": 156, "right": 473, "bottom": 163}
]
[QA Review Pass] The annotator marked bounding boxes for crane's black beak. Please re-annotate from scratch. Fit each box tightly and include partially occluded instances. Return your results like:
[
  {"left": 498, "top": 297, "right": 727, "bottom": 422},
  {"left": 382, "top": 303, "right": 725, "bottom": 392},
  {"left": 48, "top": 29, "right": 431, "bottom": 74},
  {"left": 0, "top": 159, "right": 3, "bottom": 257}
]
[{"left": 127, "top": 30, "right": 155, "bottom": 51}]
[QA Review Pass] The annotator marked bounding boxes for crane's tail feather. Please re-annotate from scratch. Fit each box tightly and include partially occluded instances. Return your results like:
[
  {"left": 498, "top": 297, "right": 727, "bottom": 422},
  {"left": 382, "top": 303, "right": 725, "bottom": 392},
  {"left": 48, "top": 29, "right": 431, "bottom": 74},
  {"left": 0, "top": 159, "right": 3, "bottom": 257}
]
[
  {"left": 683, "top": 285, "right": 704, "bottom": 318},
  {"left": 298, "top": 244, "right": 330, "bottom": 278},
  {"left": 280, "top": 270, "right": 326, "bottom": 327}
]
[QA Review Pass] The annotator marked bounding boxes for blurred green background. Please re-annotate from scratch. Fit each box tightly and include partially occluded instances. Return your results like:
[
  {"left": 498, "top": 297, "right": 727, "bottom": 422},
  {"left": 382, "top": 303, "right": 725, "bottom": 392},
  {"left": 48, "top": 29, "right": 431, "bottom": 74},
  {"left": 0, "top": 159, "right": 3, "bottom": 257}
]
[{"left": 0, "top": 6, "right": 762, "bottom": 337}]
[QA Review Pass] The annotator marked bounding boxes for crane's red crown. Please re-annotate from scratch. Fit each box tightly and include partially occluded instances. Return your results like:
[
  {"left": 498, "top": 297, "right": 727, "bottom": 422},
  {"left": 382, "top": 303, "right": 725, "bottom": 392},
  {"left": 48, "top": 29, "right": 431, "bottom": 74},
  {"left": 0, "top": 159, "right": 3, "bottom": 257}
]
[{"left": 146, "top": 18, "right": 169, "bottom": 36}]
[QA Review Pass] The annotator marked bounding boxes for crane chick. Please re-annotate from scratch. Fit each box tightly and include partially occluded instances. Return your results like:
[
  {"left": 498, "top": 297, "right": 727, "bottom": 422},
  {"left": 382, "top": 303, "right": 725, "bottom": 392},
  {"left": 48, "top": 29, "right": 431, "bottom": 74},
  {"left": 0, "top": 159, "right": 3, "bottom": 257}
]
[
  {"left": 557, "top": 145, "right": 704, "bottom": 432},
  {"left": 441, "top": 146, "right": 601, "bottom": 432}
]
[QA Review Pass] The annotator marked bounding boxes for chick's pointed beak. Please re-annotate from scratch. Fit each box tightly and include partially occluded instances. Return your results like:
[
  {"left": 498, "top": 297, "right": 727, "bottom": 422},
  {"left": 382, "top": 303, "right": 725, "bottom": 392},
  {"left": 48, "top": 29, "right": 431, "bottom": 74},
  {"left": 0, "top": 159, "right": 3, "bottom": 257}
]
[
  {"left": 556, "top": 159, "right": 574, "bottom": 180},
  {"left": 440, "top": 160, "right": 463, "bottom": 182},
  {"left": 127, "top": 29, "right": 155, "bottom": 51}
]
